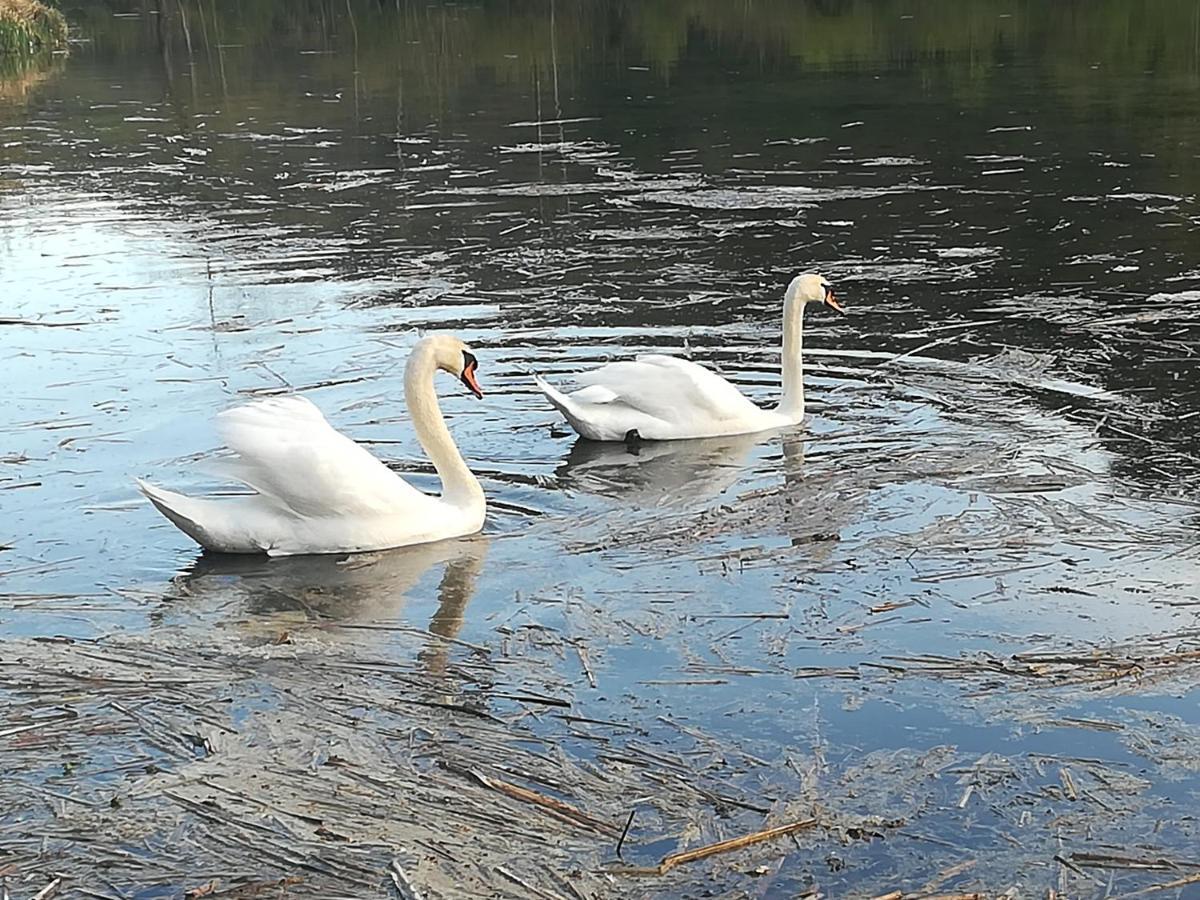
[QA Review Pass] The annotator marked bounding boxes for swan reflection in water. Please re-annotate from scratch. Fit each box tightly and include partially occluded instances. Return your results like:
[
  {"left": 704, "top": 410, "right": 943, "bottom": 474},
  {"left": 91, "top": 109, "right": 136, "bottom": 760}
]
[
  {"left": 553, "top": 429, "right": 836, "bottom": 553},
  {"left": 167, "top": 535, "right": 489, "bottom": 675},
  {"left": 555, "top": 431, "right": 771, "bottom": 506}
]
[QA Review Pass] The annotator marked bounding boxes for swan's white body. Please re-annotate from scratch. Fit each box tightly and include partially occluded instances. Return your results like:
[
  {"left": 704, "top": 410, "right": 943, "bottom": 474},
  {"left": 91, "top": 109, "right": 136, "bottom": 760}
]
[
  {"left": 537, "top": 356, "right": 792, "bottom": 441},
  {"left": 536, "top": 273, "right": 840, "bottom": 441},
  {"left": 139, "top": 335, "right": 485, "bottom": 556}
]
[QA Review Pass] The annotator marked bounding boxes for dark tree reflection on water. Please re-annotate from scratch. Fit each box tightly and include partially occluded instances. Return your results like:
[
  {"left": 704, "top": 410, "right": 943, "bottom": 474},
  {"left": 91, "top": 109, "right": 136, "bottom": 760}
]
[{"left": 5, "top": 0, "right": 1200, "bottom": 485}]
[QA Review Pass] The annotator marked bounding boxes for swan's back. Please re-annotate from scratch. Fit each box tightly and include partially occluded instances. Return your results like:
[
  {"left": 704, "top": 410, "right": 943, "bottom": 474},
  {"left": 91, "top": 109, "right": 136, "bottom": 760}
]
[
  {"left": 612, "top": 355, "right": 762, "bottom": 420},
  {"left": 213, "top": 396, "right": 424, "bottom": 517},
  {"left": 547, "top": 354, "right": 769, "bottom": 440},
  {"left": 140, "top": 396, "right": 449, "bottom": 555}
]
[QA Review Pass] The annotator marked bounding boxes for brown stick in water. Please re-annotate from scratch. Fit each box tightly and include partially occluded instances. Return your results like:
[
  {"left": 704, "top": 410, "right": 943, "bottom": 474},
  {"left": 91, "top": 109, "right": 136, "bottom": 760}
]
[{"left": 612, "top": 818, "right": 818, "bottom": 876}]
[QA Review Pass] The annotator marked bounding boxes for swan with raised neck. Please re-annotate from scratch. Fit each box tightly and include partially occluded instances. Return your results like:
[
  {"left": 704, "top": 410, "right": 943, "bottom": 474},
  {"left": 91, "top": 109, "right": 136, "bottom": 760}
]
[
  {"left": 776, "top": 272, "right": 843, "bottom": 422},
  {"left": 137, "top": 333, "right": 487, "bottom": 555},
  {"left": 535, "top": 272, "right": 843, "bottom": 441},
  {"left": 405, "top": 334, "right": 485, "bottom": 511}
]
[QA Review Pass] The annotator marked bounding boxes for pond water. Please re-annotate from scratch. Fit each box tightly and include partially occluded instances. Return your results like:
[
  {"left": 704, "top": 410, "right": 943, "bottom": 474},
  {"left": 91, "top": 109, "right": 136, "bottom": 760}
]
[{"left": 4, "top": 1, "right": 1200, "bottom": 897}]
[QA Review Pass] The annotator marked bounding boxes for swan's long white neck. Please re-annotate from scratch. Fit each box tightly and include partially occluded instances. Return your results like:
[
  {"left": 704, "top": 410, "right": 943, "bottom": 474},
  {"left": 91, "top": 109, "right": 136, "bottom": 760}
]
[
  {"left": 404, "top": 344, "right": 483, "bottom": 509},
  {"left": 775, "top": 286, "right": 807, "bottom": 421}
]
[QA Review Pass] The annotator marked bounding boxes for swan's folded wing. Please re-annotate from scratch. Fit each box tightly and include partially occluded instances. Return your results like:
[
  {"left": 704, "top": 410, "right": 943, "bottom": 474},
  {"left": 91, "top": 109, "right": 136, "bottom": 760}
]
[
  {"left": 569, "top": 384, "right": 621, "bottom": 404},
  {"left": 635, "top": 355, "right": 761, "bottom": 415},
  {"left": 573, "top": 355, "right": 759, "bottom": 422},
  {"left": 214, "top": 396, "right": 426, "bottom": 518}
]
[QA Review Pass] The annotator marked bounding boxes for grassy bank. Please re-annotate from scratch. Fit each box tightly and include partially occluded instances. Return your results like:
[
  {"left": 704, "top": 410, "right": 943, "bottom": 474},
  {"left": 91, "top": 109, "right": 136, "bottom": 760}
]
[{"left": 0, "top": 0, "right": 67, "bottom": 55}]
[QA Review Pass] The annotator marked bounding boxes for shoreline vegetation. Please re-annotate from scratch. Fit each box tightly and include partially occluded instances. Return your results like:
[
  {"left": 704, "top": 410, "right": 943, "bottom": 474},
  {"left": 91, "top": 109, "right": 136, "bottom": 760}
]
[{"left": 0, "top": 0, "right": 67, "bottom": 57}]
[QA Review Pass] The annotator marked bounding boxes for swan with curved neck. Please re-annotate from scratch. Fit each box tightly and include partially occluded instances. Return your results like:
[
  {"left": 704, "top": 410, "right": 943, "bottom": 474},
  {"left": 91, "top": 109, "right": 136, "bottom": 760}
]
[
  {"left": 536, "top": 273, "right": 843, "bottom": 441},
  {"left": 138, "top": 334, "right": 486, "bottom": 556}
]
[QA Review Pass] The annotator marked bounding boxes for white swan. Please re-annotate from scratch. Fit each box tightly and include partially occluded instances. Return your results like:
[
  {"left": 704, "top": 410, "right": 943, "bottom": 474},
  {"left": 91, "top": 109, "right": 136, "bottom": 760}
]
[
  {"left": 536, "top": 273, "right": 843, "bottom": 441},
  {"left": 138, "top": 334, "right": 486, "bottom": 556}
]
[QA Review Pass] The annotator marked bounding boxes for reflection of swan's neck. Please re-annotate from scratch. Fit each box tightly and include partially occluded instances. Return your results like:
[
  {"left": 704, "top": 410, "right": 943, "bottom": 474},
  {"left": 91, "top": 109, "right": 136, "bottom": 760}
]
[
  {"left": 424, "top": 541, "right": 489, "bottom": 678},
  {"left": 429, "top": 544, "right": 487, "bottom": 642},
  {"left": 775, "top": 291, "right": 806, "bottom": 421},
  {"left": 404, "top": 344, "right": 483, "bottom": 509}
]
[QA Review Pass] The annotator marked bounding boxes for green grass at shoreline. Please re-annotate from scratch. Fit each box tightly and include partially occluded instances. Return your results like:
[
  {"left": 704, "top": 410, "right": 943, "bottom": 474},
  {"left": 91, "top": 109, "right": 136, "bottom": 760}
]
[{"left": 0, "top": 0, "right": 67, "bottom": 56}]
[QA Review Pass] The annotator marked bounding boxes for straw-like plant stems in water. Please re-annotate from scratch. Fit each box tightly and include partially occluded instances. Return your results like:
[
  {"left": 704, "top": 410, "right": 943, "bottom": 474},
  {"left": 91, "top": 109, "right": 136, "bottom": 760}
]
[
  {"left": 1110, "top": 873, "right": 1200, "bottom": 899},
  {"left": 610, "top": 818, "right": 818, "bottom": 876},
  {"left": 446, "top": 764, "right": 620, "bottom": 835}
]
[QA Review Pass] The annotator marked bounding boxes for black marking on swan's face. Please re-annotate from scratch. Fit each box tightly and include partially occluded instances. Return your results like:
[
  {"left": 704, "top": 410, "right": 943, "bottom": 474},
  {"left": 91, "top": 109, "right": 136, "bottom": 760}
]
[
  {"left": 821, "top": 282, "right": 846, "bottom": 314},
  {"left": 460, "top": 350, "right": 483, "bottom": 399}
]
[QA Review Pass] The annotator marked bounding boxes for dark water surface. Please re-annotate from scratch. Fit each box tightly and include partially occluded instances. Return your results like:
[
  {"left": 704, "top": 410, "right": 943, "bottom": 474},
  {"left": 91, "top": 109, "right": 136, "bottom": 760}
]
[{"left": 4, "top": 2, "right": 1200, "bottom": 896}]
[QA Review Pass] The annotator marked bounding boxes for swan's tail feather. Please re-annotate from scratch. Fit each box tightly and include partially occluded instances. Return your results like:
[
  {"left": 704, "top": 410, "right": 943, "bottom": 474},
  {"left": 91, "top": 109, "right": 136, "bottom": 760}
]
[
  {"left": 137, "top": 479, "right": 232, "bottom": 552},
  {"left": 534, "top": 374, "right": 572, "bottom": 417},
  {"left": 536, "top": 374, "right": 625, "bottom": 442}
]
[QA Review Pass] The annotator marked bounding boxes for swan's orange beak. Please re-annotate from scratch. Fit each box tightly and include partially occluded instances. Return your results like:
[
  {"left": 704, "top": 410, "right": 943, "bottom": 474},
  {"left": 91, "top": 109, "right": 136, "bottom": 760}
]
[
  {"left": 460, "top": 360, "right": 483, "bottom": 399},
  {"left": 824, "top": 289, "right": 846, "bottom": 314}
]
